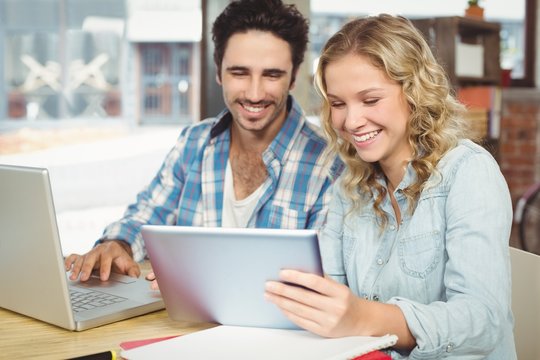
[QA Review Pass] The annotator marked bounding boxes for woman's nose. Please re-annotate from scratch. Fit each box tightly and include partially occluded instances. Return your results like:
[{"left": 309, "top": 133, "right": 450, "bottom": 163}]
[{"left": 344, "top": 106, "right": 367, "bottom": 131}]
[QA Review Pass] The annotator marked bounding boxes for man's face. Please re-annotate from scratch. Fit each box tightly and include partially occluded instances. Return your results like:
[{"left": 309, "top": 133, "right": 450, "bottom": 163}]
[{"left": 218, "top": 30, "right": 295, "bottom": 140}]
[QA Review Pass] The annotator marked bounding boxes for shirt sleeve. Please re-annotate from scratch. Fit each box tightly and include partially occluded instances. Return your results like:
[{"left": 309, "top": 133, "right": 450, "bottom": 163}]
[
  {"left": 388, "top": 150, "right": 514, "bottom": 359},
  {"left": 97, "top": 128, "right": 190, "bottom": 262}
]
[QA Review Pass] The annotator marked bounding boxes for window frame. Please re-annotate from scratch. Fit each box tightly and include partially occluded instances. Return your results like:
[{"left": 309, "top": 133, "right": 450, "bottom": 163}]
[{"left": 512, "top": 0, "right": 536, "bottom": 87}]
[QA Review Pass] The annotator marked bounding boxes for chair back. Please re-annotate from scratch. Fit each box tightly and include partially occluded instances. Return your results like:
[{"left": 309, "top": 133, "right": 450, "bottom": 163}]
[{"left": 510, "top": 246, "right": 540, "bottom": 359}]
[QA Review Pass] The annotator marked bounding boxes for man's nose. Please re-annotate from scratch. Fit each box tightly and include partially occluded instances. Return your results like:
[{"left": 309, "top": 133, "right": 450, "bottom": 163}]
[{"left": 245, "top": 77, "right": 264, "bottom": 102}]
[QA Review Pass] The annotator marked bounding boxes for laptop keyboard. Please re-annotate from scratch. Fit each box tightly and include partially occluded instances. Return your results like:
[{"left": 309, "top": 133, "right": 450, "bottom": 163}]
[{"left": 70, "top": 289, "right": 127, "bottom": 313}]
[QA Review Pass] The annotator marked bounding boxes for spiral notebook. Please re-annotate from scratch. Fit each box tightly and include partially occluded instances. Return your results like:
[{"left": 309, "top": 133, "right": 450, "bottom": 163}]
[{"left": 121, "top": 325, "right": 398, "bottom": 360}]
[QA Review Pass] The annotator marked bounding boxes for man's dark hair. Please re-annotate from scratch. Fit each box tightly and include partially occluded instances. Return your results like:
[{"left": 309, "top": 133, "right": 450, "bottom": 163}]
[{"left": 211, "top": 0, "right": 309, "bottom": 84}]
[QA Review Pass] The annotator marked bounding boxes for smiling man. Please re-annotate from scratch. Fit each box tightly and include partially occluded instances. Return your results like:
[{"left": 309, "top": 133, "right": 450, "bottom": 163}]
[{"left": 65, "top": 0, "right": 342, "bottom": 282}]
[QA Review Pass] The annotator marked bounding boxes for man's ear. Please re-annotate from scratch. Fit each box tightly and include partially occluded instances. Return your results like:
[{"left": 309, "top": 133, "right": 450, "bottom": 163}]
[
  {"left": 289, "top": 80, "right": 296, "bottom": 91},
  {"left": 215, "top": 72, "right": 222, "bottom": 85},
  {"left": 289, "top": 69, "right": 299, "bottom": 90}
]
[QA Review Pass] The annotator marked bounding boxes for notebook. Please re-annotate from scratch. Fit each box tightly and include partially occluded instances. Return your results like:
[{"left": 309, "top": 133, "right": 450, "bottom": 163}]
[
  {"left": 141, "top": 225, "right": 324, "bottom": 329},
  {"left": 0, "top": 164, "right": 164, "bottom": 331},
  {"left": 121, "top": 325, "right": 398, "bottom": 360}
]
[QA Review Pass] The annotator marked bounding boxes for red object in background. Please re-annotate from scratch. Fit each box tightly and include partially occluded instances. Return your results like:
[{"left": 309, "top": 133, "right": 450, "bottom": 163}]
[{"left": 501, "top": 69, "right": 512, "bottom": 87}]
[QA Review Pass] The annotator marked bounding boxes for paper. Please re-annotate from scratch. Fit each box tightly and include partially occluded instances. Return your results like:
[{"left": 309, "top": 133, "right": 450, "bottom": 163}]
[{"left": 121, "top": 325, "right": 397, "bottom": 360}]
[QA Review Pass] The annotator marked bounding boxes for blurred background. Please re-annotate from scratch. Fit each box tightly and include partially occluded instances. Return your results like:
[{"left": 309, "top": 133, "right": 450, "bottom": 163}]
[{"left": 0, "top": 0, "right": 538, "bottom": 254}]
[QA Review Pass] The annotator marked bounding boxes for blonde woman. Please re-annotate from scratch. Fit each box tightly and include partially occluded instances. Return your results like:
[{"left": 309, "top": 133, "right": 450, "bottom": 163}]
[{"left": 265, "top": 14, "right": 516, "bottom": 359}]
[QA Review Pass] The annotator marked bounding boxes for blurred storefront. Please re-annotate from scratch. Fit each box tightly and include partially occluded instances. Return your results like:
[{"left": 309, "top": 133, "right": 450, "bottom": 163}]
[{"left": 0, "top": 0, "right": 201, "bottom": 128}]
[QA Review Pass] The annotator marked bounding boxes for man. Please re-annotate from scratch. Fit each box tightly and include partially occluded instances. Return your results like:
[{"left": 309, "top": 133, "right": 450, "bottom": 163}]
[{"left": 65, "top": 0, "right": 342, "bottom": 283}]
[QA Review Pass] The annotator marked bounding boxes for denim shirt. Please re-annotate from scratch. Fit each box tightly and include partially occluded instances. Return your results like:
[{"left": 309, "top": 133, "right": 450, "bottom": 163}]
[{"left": 321, "top": 140, "right": 516, "bottom": 359}]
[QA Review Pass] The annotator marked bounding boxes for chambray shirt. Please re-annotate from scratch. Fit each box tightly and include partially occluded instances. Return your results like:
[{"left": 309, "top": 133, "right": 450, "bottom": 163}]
[
  {"left": 101, "top": 96, "right": 342, "bottom": 261},
  {"left": 321, "top": 140, "right": 516, "bottom": 359}
]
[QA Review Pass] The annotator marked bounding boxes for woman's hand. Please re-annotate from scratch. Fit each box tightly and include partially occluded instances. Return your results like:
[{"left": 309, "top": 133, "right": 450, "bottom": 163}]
[
  {"left": 264, "top": 269, "right": 365, "bottom": 338},
  {"left": 265, "top": 269, "right": 415, "bottom": 349}
]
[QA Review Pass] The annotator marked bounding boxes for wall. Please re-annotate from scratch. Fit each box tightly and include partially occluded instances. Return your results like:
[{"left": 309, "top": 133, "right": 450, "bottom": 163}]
[
  {"left": 499, "top": 88, "right": 540, "bottom": 246},
  {"left": 500, "top": 88, "right": 540, "bottom": 202}
]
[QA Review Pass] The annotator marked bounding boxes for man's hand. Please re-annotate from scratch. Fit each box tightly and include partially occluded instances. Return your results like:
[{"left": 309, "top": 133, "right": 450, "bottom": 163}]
[
  {"left": 64, "top": 240, "right": 140, "bottom": 282},
  {"left": 144, "top": 272, "right": 160, "bottom": 291}
]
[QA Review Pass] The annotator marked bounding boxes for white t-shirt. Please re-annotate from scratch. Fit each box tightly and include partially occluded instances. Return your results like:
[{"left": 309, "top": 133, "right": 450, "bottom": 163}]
[{"left": 222, "top": 160, "right": 265, "bottom": 228}]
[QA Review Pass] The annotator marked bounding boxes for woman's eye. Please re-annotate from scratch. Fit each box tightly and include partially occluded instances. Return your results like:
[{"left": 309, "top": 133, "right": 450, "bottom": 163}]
[
  {"left": 330, "top": 101, "right": 345, "bottom": 108},
  {"left": 364, "top": 98, "right": 380, "bottom": 105}
]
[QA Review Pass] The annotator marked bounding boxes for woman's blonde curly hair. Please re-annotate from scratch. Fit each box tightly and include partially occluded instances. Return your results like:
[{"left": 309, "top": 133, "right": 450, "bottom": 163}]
[{"left": 314, "top": 14, "right": 470, "bottom": 227}]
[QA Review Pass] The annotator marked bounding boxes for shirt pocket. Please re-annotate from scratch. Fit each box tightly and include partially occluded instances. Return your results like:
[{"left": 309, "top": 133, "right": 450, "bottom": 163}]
[
  {"left": 266, "top": 205, "right": 308, "bottom": 229},
  {"left": 398, "top": 230, "right": 442, "bottom": 278}
]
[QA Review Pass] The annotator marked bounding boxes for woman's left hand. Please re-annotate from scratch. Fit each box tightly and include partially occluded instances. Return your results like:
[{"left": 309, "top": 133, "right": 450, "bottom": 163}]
[{"left": 264, "top": 269, "right": 365, "bottom": 338}]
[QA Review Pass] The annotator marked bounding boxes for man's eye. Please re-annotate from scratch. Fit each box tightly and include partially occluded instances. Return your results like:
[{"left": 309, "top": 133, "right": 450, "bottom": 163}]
[{"left": 265, "top": 72, "right": 283, "bottom": 79}]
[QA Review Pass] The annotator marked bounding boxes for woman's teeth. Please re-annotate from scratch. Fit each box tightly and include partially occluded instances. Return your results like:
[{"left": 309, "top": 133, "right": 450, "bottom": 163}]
[{"left": 353, "top": 130, "right": 380, "bottom": 142}]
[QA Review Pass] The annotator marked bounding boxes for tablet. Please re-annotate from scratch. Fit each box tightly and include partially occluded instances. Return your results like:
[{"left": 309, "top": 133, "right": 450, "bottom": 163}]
[{"left": 142, "top": 225, "right": 323, "bottom": 329}]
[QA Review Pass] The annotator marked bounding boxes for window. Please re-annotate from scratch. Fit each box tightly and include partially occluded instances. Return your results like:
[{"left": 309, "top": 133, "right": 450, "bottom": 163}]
[{"left": 0, "top": 0, "right": 125, "bottom": 121}]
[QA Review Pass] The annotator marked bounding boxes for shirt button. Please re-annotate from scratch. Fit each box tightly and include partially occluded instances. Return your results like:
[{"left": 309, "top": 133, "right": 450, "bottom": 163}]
[
  {"left": 372, "top": 294, "right": 380, "bottom": 301},
  {"left": 376, "top": 258, "right": 384, "bottom": 265},
  {"left": 389, "top": 225, "right": 396, "bottom": 231},
  {"left": 446, "top": 343, "right": 455, "bottom": 352},
  {"left": 363, "top": 294, "right": 369, "bottom": 300}
]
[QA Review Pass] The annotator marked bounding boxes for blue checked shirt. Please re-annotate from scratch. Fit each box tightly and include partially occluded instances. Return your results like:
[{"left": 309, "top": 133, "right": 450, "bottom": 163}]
[{"left": 100, "top": 96, "right": 343, "bottom": 261}]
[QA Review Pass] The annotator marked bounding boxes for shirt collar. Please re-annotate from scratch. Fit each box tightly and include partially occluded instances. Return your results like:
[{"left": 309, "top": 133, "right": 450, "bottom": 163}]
[{"left": 375, "top": 161, "right": 418, "bottom": 191}]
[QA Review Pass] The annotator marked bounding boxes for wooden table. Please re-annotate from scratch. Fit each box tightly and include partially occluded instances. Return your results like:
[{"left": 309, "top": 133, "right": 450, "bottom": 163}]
[{"left": 0, "top": 262, "right": 215, "bottom": 359}]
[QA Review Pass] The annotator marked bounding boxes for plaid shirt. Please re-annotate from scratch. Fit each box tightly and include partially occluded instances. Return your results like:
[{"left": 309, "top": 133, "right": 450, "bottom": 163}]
[{"left": 101, "top": 97, "right": 343, "bottom": 261}]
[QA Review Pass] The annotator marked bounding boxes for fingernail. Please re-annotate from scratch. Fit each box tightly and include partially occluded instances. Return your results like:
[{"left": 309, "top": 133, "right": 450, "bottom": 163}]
[{"left": 265, "top": 282, "right": 275, "bottom": 291}]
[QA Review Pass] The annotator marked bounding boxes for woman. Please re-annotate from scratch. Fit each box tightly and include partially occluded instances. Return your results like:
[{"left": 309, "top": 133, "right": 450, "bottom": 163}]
[{"left": 265, "top": 14, "right": 516, "bottom": 359}]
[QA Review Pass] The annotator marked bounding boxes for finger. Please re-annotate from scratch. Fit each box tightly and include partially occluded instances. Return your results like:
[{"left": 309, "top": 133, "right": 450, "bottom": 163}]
[
  {"left": 127, "top": 264, "right": 141, "bottom": 278},
  {"left": 280, "top": 269, "right": 338, "bottom": 297},
  {"left": 79, "top": 253, "right": 99, "bottom": 281},
  {"left": 69, "top": 255, "right": 85, "bottom": 280},
  {"left": 64, "top": 254, "right": 77, "bottom": 271},
  {"left": 267, "top": 279, "right": 343, "bottom": 319},
  {"left": 265, "top": 281, "right": 320, "bottom": 313},
  {"left": 280, "top": 307, "right": 325, "bottom": 335},
  {"left": 267, "top": 278, "right": 325, "bottom": 306},
  {"left": 150, "top": 280, "right": 160, "bottom": 291},
  {"left": 99, "top": 254, "right": 113, "bottom": 281},
  {"left": 264, "top": 288, "right": 325, "bottom": 328},
  {"left": 145, "top": 272, "right": 156, "bottom": 281}
]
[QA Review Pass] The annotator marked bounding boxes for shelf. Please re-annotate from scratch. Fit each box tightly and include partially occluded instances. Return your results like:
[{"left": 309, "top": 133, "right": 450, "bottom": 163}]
[{"left": 411, "top": 16, "right": 501, "bottom": 88}]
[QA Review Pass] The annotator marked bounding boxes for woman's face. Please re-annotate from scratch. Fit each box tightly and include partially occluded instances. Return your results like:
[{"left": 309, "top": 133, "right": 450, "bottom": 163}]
[{"left": 325, "top": 53, "right": 413, "bottom": 174}]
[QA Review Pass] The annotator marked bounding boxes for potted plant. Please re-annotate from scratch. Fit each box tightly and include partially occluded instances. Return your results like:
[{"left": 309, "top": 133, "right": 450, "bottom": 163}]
[{"left": 465, "top": 0, "right": 485, "bottom": 19}]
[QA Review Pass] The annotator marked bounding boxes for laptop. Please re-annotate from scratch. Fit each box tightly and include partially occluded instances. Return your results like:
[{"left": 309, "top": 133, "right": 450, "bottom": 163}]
[
  {"left": 142, "top": 225, "right": 324, "bottom": 330},
  {"left": 0, "top": 164, "right": 164, "bottom": 331}
]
